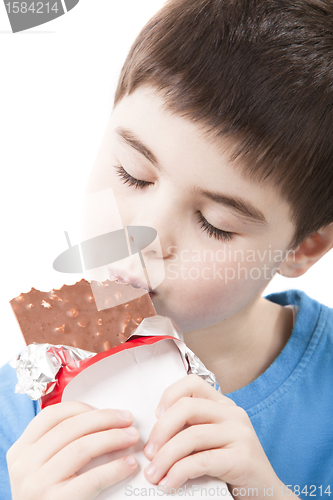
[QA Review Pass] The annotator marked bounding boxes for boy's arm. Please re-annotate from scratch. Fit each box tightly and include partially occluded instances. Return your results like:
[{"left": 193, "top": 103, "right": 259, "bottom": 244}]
[
  {"left": 143, "top": 375, "right": 300, "bottom": 500},
  {"left": 7, "top": 401, "right": 140, "bottom": 500}
]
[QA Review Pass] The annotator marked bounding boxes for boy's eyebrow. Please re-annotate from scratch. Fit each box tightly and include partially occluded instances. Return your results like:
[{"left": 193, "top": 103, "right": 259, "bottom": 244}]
[
  {"left": 115, "top": 126, "right": 267, "bottom": 226},
  {"left": 193, "top": 188, "right": 268, "bottom": 226},
  {"left": 115, "top": 127, "right": 160, "bottom": 169}
]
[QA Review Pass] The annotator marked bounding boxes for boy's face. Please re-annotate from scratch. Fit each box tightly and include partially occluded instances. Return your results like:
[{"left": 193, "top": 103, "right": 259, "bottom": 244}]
[{"left": 86, "top": 86, "right": 296, "bottom": 332}]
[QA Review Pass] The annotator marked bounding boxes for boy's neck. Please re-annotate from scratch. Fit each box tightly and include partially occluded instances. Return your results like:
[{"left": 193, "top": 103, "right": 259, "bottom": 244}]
[{"left": 183, "top": 297, "right": 294, "bottom": 394}]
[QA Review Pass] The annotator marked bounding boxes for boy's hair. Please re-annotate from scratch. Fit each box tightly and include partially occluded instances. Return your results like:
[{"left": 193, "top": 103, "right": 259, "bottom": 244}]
[{"left": 114, "top": 0, "right": 333, "bottom": 248}]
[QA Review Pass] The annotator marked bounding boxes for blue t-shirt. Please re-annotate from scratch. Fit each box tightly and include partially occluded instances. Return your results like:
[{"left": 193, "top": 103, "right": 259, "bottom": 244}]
[{"left": 1, "top": 290, "right": 332, "bottom": 499}]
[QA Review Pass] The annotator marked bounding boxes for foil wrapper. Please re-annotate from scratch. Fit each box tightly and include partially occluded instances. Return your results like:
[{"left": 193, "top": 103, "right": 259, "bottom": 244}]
[
  {"left": 185, "top": 347, "right": 221, "bottom": 393},
  {"left": 11, "top": 315, "right": 221, "bottom": 401},
  {"left": 10, "top": 343, "right": 96, "bottom": 400}
]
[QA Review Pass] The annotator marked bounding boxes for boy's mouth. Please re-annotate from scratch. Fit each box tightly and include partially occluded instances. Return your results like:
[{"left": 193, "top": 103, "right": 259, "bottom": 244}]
[{"left": 108, "top": 268, "right": 157, "bottom": 298}]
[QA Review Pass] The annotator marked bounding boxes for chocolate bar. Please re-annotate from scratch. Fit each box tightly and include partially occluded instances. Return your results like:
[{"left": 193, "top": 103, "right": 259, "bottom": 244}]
[{"left": 10, "top": 279, "right": 156, "bottom": 353}]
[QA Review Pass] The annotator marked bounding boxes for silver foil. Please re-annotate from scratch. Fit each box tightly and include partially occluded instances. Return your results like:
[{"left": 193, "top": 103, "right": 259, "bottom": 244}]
[
  {"left": 10, "top": 343, "right": 96, "bottom": 400},
  {"left": 185, "top": 347, "right": 221, "bottom": 392},
  {"left": 11, "top": 315, "right": 221, "bottom": 401}
]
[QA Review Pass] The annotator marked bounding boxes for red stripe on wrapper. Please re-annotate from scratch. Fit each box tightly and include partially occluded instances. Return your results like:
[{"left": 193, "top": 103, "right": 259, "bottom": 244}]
[{"left": 40, "top": 335, "right": 178, "bottom": 409}]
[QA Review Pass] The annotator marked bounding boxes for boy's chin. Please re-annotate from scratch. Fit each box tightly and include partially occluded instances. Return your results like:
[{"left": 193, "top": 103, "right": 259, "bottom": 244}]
[{"left": 151, "top": 296, "right": 211, "bottom": 333}]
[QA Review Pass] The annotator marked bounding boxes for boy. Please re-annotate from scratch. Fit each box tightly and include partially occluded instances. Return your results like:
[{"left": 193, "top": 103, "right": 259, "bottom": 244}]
[{"left": 2, "top": 0, "right": 333, "bottom": 498}]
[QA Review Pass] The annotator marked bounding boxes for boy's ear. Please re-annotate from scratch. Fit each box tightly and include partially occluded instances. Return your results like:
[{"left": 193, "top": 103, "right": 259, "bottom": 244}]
[{"left": 279, "top": 223, "right": 333, "bottom": 278}]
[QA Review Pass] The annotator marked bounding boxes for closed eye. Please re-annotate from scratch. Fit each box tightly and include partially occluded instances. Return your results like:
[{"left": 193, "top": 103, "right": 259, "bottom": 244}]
[
  {"left": 115, "top": 165, "right": 153, "bottom": 189},
  {"left": 196, "top": 212, "right": 234, "bottom": 242}
]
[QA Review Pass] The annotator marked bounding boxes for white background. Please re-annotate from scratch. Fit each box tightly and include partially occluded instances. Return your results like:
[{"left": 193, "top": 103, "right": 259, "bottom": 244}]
[{"left": 0, "top": 0, "right": 332, "bottom": 368}]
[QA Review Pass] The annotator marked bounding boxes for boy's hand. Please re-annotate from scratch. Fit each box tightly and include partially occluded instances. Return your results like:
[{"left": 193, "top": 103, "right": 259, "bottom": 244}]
[
  {"left": 143, "top": 375, "right": 283, "bottom": 500},
  {"left": 7, "top": 401, "right": 140, "bottom": 500}
]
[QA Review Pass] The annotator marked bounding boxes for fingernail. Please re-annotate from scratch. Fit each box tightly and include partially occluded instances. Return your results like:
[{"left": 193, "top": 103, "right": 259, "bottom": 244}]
[
  {"left": 144, "top": 441, "right": 154, "bottom": 456},
  {"left": 124, "top": 455, "right": 137, "bottom": 467},
  {"left": 119, "top": 410, "right": 132, "bottom": 420},
  {"left": 156, "top": 405, "right": 165, "bottom": 418},
  {"left": 159, "top": 476, "right": 168, "bottom": 487},
  {"left": 123, "top": 426, "right": 138, "bottom": 437},
  {"left": 145, "top": 463, "right": 157, "bottom": 477}
]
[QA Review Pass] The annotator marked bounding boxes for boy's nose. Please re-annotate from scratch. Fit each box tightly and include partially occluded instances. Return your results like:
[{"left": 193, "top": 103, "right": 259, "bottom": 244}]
[{"left": 129, "top": 211, "right": 178, "bottom": 262}]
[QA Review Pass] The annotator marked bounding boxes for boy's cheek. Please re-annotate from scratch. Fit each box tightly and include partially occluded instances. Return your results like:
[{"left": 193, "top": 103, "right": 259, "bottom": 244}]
[{"left": 153, "top": 259, "right": 273, "bottom": 330}]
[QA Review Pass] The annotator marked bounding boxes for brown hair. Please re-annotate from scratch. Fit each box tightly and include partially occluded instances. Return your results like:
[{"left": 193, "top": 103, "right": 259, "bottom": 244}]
[{"left": 114, "top": 0, "right": 333, "bottom": 248}]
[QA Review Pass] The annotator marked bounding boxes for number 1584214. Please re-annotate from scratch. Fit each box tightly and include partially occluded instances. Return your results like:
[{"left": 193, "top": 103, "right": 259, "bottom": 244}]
[{"left": 5, "top": 2, "right": 60, "bottom": 14}]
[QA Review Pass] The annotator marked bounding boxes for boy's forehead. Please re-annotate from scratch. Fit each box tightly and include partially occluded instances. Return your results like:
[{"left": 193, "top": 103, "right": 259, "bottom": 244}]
[
  {"left": 112, "top": 86, "right": 209, "bottom": 143},
  {"left": 111, "top": 86, "right": 237, "bottom": 174},
  {"left": 112, "top": 87, "right": 256, "bottom": 177}
]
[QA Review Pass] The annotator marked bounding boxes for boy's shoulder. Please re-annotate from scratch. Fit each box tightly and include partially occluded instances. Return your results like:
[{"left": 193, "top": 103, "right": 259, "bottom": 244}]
[
  {"left": 231, "top": 289, "right": 333, "bottom": 411},
  {"left": 266, "top": 288, "right": 333, "bottom": 334},
  {"left": 267, "top": 288, "right": 333, "bottom": 357}
]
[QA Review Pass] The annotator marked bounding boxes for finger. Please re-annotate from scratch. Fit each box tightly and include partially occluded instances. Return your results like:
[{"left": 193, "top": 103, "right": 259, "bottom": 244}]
[
  {"left": 156, "top": 375, "right": 234, "bottom": 417},
  {"left": 42, "top": 426, "right": 140, "bottom": 483},
  {"left": 145, "top": 398, "right": 234, "bottom": 458},
  {"left": 17, "top": 402, "right": 96, "bottom": 448},
  {"left": 144, "top": 423, "right": 233, "bottom": 484},
  {"left": 35, "top": 408, "right": 134, "bottom": 466},
  {"left": 59, "top": 455, "right": 138, "bottom": 500},
  {"left": 157, "top": 448, "right": 236, "bottom": 492}
]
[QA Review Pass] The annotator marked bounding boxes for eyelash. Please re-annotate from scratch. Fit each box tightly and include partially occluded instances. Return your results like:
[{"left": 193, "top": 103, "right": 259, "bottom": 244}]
[
  {"left": 115, "top": 165, "right": 153, "bottom": 189},
  {"left": 115, "top": 165, "right": 234, "bottom": 242},
  {"left": 196, "top": 212, "right": 234, "bottom": 242}
]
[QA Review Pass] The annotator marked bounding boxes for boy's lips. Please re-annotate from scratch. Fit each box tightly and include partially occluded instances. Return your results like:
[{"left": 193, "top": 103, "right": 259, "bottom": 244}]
[{"left": 108, "top": 268, "right": 157, "bottom": 297}]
